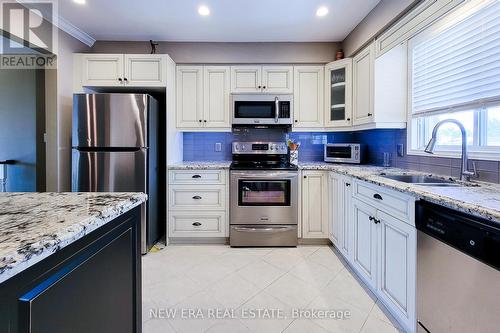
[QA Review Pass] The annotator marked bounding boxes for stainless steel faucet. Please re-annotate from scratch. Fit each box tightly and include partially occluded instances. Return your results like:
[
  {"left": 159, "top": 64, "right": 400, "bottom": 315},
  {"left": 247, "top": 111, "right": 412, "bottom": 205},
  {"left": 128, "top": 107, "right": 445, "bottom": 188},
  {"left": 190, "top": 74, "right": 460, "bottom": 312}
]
[{"left": 424, "top": 119, "right": 478, "bottom": 181}]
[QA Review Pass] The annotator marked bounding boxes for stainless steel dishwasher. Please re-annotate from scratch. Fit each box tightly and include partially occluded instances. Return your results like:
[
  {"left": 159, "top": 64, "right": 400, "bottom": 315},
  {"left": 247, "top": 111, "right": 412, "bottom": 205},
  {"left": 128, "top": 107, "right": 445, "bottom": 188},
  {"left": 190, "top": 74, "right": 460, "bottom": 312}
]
[{"left": 416, "top": 201, "right": 500, "bottom": 333}]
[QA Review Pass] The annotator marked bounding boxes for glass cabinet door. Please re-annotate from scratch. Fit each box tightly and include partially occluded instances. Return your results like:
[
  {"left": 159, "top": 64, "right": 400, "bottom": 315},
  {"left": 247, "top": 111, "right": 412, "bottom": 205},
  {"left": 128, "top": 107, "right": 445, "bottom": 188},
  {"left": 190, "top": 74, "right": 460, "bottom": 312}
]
[{"left": 325, "top": 58, "right": 352, "bottom": 127}]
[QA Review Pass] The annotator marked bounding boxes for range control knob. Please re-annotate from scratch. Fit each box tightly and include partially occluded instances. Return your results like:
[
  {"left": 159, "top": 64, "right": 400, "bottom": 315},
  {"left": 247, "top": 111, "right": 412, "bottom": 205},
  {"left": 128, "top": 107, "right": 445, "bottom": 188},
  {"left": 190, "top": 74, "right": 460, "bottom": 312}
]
[{"left": 235, "top": 144, "right": 240, "bottom": 151}]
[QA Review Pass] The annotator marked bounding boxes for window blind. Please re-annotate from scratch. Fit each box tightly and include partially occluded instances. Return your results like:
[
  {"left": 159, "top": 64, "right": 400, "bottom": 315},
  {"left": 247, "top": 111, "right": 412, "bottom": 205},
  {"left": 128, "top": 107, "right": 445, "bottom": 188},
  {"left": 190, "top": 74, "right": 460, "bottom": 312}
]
[{"left": 411, "top": 0, "right": 500, "bottom": 115}]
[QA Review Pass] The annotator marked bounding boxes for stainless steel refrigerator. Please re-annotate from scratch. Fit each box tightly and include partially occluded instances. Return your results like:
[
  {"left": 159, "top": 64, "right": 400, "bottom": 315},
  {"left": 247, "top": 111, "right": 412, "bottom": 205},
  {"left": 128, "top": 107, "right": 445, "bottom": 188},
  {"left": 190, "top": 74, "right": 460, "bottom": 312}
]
[{"left": 72, "top": 93, "right": 159, "bottom": 254}]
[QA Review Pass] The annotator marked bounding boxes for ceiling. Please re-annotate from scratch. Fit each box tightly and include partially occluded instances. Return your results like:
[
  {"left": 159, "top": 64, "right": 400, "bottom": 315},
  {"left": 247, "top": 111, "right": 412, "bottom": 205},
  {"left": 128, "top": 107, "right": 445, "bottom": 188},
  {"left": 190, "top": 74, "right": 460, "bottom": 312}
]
[{"left": 59, "top": 0, "right": 380, "bottom": 42}]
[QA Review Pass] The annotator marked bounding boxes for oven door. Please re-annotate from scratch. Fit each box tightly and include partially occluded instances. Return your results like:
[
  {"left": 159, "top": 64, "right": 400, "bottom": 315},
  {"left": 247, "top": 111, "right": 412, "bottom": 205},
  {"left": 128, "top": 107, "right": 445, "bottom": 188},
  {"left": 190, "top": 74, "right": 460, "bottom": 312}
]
[{"left": 230, "top": 170, "right": 298, "bottom": 225}]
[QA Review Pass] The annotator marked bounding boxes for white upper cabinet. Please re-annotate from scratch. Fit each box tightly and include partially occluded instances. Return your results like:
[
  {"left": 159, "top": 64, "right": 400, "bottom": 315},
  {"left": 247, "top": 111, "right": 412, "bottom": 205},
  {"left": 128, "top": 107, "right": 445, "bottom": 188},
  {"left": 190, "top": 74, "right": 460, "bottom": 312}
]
[
  {"left": 230, "top": 65, "right": 293, "bottom": 93},
  {"left": 325, "top": 58, "right": 353, "bottom": 128},
  {"left": 353, "top": 42, "right": 375, "bottom": 126},
  {"left": 302, "top": 171, "right": 329, "bottom": 239},
  {"left": 78, "top": 54, "right": 166, "bottom": 87},
  {"left": 373, "top": 43, "right": 407, "bottom": 127},
  {"left": 124, "top": 54, "right": 166, "bottom": 86},
  {"left": 203, "top": 66, "right": 231, "bottom": 128},
  {"left": 81, "top": 54, "right": 124, "bottom": 86},
  {"left": 261, "top": 66, "right": 294, "bottom": 93},
  {"left": 177, "top": 65, "right": 231, "bottom": 131},
  {"left": 231, "top": 66, "right": 261, "bottom": 93},
  {"left": 293, "top": 66, "right": 324, "bottom": 129},
  {"left": 176, "top": 66, "right": 203, "bottom": 128}
]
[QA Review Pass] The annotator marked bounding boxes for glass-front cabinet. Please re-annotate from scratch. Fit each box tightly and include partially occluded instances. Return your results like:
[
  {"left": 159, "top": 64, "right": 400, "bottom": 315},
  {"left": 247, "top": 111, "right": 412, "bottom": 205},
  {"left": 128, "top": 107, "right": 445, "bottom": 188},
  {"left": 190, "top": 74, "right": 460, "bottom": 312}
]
[{"left": 325, "top": 58, "right": 353, "bottom": 128}]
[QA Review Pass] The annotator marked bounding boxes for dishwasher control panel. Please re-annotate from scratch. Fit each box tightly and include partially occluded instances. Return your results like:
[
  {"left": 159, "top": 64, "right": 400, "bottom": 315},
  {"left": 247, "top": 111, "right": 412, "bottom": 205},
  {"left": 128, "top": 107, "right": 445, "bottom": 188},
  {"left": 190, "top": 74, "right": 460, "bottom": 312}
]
[{"left": 416, "top": 200, "right": 500, "bottom": 270}]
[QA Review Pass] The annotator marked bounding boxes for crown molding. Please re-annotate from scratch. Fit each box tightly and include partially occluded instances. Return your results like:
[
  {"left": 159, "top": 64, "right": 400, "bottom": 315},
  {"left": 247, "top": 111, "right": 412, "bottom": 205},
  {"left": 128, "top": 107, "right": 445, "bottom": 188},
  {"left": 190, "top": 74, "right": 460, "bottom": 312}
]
[
  {"left": 15, "top": 1, "right": 96, "bottom": 47},
  {"left": 56, "top": 16, "right": 96, "bottom": 47}
]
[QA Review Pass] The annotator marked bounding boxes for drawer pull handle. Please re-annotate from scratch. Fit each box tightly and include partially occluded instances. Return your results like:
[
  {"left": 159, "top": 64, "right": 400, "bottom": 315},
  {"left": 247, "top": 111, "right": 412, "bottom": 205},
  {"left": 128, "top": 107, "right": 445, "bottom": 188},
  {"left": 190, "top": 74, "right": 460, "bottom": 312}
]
[
  {"left": 373, "top": 193, "right": 383, "bottom": 200},
  {"left": 374, "top": 218, "right": 381, "bottom": 224},
  {"left": 192, "top": 175, "right": 202, "bottom": 179},
  {"left": 192, "top": 195, "right": 202, "bottom": 200},
  {"left": 369, "top": 216, "right": 374, "bottom": 221},
  {"left": 192, "top": 222, "right": 202, "bottom": 226},
  {"left": 345, "top": 183, "right": 351, "bottom": 187}
]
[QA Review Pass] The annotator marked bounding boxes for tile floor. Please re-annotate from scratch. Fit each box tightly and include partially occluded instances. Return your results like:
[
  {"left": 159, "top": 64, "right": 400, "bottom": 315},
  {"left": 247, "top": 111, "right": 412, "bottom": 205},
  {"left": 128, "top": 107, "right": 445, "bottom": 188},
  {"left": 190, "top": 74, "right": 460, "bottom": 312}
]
[{"left": 142, "top": 245, "right": 404, "bottom": 333}]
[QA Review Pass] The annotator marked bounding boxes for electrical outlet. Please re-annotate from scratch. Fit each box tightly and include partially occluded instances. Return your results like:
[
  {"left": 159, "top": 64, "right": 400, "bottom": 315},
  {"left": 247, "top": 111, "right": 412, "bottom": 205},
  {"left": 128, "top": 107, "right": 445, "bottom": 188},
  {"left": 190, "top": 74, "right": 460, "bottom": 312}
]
[
  {"left": 397, "top": 144, "right": 404, "bottom": 157},
  {"left": 215, "top": 142, "right": 222, "bottom": 152}
]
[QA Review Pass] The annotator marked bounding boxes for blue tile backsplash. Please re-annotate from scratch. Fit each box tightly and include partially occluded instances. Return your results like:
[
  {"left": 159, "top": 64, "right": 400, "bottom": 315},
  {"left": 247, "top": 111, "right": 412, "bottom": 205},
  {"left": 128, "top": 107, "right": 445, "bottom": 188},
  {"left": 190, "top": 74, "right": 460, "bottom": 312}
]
[
  {"left": 182, "top": 129, "right": 499, "bottom": 183},
  {"left": 182, "top": 129, "right": 404, "bottom": 163}
]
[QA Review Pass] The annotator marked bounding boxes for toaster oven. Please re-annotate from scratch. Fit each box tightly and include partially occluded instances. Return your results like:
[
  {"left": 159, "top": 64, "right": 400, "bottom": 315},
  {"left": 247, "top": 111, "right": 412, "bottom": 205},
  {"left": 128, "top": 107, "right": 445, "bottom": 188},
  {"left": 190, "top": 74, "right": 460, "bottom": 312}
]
[{"left": 324, "top": 144, "right": 364, "bottom": 164}]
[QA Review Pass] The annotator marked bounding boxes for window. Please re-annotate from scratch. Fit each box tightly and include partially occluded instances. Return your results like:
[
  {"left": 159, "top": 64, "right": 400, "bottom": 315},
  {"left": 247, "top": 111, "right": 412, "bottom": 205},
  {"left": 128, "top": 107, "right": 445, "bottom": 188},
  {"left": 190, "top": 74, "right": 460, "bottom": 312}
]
[{"left": 408, "top": 0, "right": 500, "bottom": 159}]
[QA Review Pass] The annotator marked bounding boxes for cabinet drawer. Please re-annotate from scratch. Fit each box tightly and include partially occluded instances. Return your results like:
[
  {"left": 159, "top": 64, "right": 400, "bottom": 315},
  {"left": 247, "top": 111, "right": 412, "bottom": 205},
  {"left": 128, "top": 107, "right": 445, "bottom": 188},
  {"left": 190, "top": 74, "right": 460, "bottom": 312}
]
[
  {"left": 353, "top": 181, "right": 414, "bottom": 223},
  {"left": 169, "top": 212, "right": 226, "bottom": 237},
  {"left": 169, "top": 185, "right": 226, "bottom": 210},
  {"left": 169, "top": 170, "right": 226, "bottom": 185}
]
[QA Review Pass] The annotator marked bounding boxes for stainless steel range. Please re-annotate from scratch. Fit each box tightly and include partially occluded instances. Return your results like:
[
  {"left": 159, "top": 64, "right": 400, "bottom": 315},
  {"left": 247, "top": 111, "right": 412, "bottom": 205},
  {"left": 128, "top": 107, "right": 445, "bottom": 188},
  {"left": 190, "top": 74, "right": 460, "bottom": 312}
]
[{"left": 230, "top": 141, "right": 298, "bottom": 247}]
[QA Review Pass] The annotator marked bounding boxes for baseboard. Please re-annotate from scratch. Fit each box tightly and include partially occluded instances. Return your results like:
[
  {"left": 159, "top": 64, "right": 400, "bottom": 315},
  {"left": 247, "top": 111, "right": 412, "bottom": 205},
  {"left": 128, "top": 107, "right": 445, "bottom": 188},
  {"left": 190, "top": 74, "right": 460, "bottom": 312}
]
[
  {"left": 299, "top": 238, "right": 332, "bottom": 245},
  {"left": 168, "top": 237, "right": 229, "bottom": 245}
]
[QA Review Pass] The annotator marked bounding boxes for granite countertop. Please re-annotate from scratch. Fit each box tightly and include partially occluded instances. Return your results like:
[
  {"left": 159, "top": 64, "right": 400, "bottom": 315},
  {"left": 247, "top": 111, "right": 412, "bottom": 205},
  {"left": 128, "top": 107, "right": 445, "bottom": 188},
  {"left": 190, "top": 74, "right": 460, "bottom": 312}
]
[
  {"left": 168, "top": 161, "right": 232, "bottom": 170},
  {"left": 299, "top": 162, "right": 500, "bottom": 223},
  {"left": 165, "top": 160, "right": 499, "bottom": 222},
  {"left": 0, "top": 192, "right": 147, "bottom": 284}
]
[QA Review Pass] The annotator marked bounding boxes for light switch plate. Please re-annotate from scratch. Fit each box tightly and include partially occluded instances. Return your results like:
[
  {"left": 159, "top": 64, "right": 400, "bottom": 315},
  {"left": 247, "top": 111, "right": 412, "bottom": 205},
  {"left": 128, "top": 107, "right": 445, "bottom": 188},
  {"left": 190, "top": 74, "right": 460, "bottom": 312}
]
[{"left": 215, "top": 142, "right": 222, "bottom": 152}]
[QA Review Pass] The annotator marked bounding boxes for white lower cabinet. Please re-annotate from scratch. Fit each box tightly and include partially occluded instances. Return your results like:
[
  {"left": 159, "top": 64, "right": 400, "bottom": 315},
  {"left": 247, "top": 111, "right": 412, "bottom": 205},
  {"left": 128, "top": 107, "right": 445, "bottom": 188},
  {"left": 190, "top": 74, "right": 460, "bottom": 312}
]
[
  {"left": 328, "top": 173, "right": 341, "bottom": 246},
  {"left": 330, "top": 177, "right": 416, "bottom": 333},
  {"left": 168, "top": 169, "right": 228, "bottom": 239},
  {"left": 378, "top": 210, "right": 416, "bottom": 331},
  {"left": 339, "top": 176, "right": 353, "bottom": 260},
  {"left": 351, "top": 198, "right": 378, "bottom": 289},
  {"left": 328, "top": 173, "right": 353, "bottom": 259},
  {"left": 169, "top": 211, "right": 226, "bottom": 238},
  {"left": 302, "top": 171, "right": 329, "bottom": 238}
]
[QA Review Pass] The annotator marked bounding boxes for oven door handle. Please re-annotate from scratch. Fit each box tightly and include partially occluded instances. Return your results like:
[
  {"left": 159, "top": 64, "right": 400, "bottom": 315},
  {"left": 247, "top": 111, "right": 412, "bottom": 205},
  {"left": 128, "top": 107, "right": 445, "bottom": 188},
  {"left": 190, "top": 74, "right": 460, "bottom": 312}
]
[
  {"left": 274, "top": 96, "right": 279, "bottom": 123},
  {"left": 231, "top": 172, "right": 298, "bottom": 179},
  {"left": 233, "top": 226, "right": 294, "bottom": 233}
]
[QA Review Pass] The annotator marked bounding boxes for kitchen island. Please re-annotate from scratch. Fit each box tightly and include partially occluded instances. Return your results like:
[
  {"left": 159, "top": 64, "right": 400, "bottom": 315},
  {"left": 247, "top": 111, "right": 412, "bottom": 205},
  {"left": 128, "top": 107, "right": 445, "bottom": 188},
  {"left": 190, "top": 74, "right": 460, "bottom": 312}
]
[{"left": 0, "top": 192, "right": 147, "bottom": 333}]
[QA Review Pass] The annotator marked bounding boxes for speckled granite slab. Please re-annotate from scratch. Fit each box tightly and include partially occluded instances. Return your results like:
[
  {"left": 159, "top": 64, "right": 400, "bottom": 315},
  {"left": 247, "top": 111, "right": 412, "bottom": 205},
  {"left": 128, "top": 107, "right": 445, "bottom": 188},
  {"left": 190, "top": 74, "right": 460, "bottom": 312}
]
[
  {"left": 299, "top": 162, "right": 500, "bottom": 223},
  {"left": 168, "top": 161, "right": 232, "bottom": 170},
  {"left": 0, "top": 192, "right": 147, "bottom": 284}
]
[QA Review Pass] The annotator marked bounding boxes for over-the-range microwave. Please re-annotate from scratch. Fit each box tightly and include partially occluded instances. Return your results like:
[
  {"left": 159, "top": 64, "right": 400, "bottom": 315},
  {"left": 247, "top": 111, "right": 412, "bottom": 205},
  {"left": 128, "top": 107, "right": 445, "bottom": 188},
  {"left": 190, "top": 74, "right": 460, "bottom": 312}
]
[
  {"left": 231, "top": 94, "right": 293, "bottom": 126},
  {"left": 324, "top": 144, "right": 365, "bottom": 164}
]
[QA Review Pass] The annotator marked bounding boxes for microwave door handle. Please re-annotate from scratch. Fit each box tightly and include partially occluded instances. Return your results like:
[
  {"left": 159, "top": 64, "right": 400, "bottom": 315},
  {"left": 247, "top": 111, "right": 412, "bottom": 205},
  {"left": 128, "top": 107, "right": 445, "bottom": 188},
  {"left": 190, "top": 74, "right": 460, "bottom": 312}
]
[{"left": 275, "top": 96, "right": 279, "bottom": 123}]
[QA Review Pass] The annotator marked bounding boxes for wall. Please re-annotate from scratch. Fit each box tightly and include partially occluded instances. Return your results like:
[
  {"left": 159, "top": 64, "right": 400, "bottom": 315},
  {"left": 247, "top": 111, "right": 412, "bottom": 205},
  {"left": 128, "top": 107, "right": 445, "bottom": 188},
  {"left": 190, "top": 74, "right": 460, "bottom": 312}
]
[
  {"left": 56, "top": 31, "right": 91, "bottom": 191},
  {"left": 2, "top": 20, "right": 91, "bottom": 191},
  {"left": 183, "top": 129, "right": 500, "bottom": 184},
  {"left": 90, "top": 41, "right": 341, "bottom": 64},
  {"left": 342, "top": 0, "right": 418, "bottom": 56}
]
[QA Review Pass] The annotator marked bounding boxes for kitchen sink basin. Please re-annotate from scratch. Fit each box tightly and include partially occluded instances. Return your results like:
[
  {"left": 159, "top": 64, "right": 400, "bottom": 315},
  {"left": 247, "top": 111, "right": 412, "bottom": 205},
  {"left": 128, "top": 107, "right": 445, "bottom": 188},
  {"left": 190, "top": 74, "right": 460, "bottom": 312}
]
[{"left": 380, "top": 174, "right": 462, "bottom": 186}]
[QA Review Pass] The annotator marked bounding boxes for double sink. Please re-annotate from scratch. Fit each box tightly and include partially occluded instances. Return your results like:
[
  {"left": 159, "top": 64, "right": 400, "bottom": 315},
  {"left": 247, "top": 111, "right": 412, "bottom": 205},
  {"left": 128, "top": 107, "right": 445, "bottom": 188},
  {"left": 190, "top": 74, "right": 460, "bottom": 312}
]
[{"left": 380, "top": 174, "right": 478, "bottom": 187}]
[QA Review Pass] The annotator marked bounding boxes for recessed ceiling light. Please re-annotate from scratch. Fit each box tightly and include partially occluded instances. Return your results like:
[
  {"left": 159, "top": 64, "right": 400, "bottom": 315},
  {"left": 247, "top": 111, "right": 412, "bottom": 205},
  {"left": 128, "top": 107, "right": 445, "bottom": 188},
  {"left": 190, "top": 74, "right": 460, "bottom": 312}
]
[
  {"left": 198, "top": 5, "right": 210, "bottom": 16},
  {"left": 316, "top": 6, "right": 329, "bottom": 17},
  {"left": 73, "top": 0, "right": 86, "bottom": 5}
]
